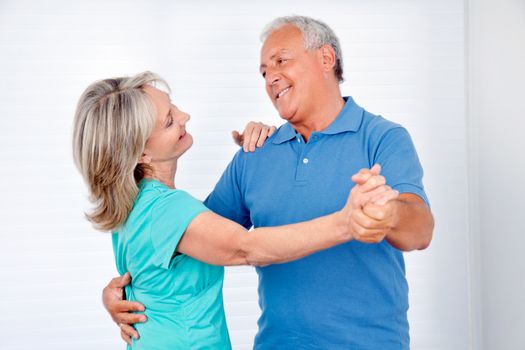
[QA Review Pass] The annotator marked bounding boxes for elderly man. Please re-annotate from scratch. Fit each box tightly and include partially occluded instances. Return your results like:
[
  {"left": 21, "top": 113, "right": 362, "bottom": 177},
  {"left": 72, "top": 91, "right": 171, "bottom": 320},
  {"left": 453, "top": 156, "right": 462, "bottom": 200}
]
[{"left": 104, "top": 16, "right": 433, "bottom": 349}]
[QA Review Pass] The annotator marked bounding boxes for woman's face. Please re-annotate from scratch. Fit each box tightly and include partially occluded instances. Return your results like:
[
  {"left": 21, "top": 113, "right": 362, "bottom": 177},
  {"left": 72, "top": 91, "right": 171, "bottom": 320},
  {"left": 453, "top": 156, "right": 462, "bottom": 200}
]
[{"left": 141, "top": 85, "right": 193, "bottom": 164}]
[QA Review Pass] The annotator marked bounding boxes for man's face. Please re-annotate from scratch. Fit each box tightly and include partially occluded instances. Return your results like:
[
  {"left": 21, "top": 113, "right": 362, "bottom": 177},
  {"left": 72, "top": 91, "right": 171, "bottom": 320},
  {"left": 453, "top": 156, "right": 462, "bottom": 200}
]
[{"left": 260, "top": 25, "right": 325, "bottom": 124}]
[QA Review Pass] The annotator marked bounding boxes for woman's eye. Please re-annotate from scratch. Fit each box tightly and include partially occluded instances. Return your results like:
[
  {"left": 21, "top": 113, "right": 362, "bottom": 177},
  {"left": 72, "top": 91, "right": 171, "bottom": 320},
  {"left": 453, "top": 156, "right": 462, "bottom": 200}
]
[{"left": 166, "top": 115, "right": 173, "bottom": 127}]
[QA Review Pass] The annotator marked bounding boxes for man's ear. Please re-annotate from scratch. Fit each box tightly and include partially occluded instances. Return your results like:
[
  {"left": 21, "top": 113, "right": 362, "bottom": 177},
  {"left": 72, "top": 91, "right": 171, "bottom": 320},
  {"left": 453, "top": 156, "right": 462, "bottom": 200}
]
[{"left": 319, "top": 44, "right": 336, "bottom": 72}]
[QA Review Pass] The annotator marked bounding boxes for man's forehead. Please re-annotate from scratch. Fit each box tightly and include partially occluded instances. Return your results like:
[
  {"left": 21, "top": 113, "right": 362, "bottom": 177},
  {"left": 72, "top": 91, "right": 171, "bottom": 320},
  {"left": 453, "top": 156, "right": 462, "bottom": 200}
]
[
  {"left": 262, "top": 28, "right": 302, "bottom": 51},
  {"left": 260, "top": 48, "right": 290, "bottom": 62}
]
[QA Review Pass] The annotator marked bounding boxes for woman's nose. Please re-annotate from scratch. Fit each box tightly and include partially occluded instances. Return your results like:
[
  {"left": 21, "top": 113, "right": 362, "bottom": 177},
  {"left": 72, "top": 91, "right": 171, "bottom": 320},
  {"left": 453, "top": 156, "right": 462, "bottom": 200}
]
[{"left": 179, "top": 112, "right": 190, "bottom": 125}]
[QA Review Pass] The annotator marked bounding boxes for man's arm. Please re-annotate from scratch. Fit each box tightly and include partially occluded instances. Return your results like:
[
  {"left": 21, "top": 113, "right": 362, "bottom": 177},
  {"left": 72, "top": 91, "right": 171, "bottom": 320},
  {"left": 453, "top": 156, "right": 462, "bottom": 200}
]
[
  {"left": 349, "top": 122, "right": 434, "bottom": 251},
  {"left": 351, "top": 165, "right": 434, "bottom": 251},
  {"left": 356, "top": 193, "right": 433, "bottom": 251}
]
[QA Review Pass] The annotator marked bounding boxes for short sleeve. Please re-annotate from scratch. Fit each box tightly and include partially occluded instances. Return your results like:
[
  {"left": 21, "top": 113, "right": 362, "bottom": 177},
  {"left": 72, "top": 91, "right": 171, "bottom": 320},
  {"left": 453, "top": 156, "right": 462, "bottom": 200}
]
[
  {"left": 149, "top": 190, "right": 209, "bottom": 269},
  {"left": 204, "top": 150, "right": 252, "bottom": 229},
  {"left": 372, "top": 127, "right": 430, "bottom": 206}
]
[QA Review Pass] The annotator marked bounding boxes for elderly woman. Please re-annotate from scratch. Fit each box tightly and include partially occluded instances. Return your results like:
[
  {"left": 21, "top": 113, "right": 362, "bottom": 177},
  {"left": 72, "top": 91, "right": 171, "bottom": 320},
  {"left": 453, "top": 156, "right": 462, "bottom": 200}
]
[{"left": 73, "top": 71, "right": 396, "bottom": 349}]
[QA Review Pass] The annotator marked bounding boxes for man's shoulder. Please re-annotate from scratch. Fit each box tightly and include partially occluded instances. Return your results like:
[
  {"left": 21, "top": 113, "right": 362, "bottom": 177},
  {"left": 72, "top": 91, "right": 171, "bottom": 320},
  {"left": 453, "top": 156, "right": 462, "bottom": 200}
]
[
  {"left": 361, "top": 109, "right": 403, "bottom": 133},
  {"left": 355, "top": 108, "right": 410, "bottom": 146}
]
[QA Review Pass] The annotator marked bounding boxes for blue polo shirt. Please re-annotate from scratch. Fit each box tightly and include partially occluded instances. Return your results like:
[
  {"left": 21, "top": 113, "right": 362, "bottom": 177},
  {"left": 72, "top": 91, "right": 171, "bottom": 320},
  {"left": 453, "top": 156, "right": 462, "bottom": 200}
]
[{"left": 205, "top": 96, "right": 428, "bottom": 350}]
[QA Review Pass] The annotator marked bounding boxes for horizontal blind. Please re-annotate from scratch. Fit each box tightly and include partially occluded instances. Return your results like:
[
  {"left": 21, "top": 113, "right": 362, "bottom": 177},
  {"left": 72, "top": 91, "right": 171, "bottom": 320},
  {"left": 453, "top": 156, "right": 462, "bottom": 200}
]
[{"left": 0, "top": 0, "right": 468, "bottom": 349}]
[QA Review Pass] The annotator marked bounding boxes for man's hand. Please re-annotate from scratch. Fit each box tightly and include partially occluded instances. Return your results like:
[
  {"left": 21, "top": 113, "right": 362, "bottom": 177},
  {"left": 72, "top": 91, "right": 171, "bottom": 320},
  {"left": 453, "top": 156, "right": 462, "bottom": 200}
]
[
  {"left": 347, "top": 164, "right": 399, "bottom": 243},
  {"left": 232, "top": 121, "right": 276, "bottom": 152},
  {"left": 349, "top": 198, "right": 399, "bottom": 243},
  {"left": 350, "top": 164, "right": 434, "bottom": 250},
  {"left": 102, "top": 272, "right": 146, "bottom": 345}
]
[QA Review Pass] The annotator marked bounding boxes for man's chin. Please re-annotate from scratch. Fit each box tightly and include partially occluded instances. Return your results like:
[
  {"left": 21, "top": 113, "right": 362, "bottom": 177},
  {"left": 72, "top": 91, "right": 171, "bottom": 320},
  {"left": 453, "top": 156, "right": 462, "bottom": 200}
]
[{"left": 277, "top": 109, "right": 296, "bottom": 121}]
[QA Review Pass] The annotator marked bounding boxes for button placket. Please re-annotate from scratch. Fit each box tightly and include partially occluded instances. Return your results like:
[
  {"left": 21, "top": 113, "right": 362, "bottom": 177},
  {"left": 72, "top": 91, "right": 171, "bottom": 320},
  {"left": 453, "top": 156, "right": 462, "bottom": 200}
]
[{"left": 295, "top": 139, "right": 312, "bottom": 184}]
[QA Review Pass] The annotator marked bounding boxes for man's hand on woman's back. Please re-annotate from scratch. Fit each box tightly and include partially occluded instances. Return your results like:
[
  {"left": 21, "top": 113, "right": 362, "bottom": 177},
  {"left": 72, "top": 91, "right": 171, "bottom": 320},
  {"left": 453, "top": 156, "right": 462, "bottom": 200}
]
[{"left": 102, "top": 272, "right": 146, "bottom": 345}]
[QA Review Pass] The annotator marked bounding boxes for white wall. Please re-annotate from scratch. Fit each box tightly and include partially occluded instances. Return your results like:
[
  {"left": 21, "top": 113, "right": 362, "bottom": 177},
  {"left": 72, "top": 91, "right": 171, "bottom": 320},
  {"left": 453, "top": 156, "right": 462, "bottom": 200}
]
[
  {"left": 468, "top": 0, "right": 525, "bottom": 349},
  {"left": 0, "top": 1, "right": 471, "bottom": 349}
]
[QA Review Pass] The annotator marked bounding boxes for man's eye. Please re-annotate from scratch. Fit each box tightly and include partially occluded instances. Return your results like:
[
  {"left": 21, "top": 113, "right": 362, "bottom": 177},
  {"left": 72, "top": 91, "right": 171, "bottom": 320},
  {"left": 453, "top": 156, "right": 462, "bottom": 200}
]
[
  {"left": 166, "top": 115, "right": 173, "bottom": 127},
  {"left": 261, "top": 71, "right": 266, "bottom": 78}
]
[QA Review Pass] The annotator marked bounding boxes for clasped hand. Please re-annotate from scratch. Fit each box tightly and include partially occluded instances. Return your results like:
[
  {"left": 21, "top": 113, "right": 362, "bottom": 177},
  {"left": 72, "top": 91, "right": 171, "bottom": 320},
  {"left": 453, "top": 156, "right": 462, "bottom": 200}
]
[{"left": 343, "top": 164, "right": 399, "bottom": 243}]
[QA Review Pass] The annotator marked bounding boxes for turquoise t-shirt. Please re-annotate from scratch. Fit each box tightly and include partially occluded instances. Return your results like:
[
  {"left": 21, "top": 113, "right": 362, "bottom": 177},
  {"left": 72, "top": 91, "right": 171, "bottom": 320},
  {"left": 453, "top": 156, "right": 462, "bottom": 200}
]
[{"left": 112, "top": 179, "right": 231, "bottom": 349}]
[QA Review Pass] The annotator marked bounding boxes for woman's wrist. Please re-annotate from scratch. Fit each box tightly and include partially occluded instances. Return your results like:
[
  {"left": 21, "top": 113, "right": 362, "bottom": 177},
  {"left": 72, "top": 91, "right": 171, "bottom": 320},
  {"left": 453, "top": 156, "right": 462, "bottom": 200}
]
[{"left": 332, "top": 209, "right": 353, "bottom": 243}]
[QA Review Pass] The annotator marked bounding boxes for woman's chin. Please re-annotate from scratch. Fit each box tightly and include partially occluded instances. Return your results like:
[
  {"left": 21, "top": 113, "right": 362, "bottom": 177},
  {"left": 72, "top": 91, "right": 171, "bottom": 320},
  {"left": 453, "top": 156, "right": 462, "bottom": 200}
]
[
  {"left": 177, "top": 134, "right": 193, "bottom": 157},
  {"left": 184, "top": 133, "right": 194, "bottom": 148}
]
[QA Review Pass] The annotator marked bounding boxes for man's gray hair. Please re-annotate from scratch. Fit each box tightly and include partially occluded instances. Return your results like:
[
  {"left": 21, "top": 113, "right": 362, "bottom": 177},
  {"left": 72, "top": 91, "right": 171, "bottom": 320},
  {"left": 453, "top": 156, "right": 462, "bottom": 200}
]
[{"left": 260, "top": 15, "right": 344, "bottom": 83}]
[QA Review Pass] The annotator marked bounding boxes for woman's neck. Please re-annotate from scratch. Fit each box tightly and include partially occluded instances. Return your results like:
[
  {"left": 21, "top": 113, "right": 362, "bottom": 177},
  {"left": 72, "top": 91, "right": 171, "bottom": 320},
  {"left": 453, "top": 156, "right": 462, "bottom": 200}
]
[{"left": 143, "top": 160, "right": 178, "bottom": 189}]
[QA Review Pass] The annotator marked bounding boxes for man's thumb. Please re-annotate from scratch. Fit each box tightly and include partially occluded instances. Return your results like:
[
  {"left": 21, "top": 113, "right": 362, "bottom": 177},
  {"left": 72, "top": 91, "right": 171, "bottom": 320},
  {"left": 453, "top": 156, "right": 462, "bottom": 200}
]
[{"left": 119, "top": 272, "right": 131, "bottom": 286}]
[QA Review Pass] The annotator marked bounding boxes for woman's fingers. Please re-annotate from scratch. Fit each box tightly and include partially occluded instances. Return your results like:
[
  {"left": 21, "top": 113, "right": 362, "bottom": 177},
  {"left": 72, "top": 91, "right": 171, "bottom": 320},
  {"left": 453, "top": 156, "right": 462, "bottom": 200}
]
[
  {"left": 239, "top": 122, "right": 275, "bottom": 152},
  {"left": 256, "top": 127, "right": 270, "bottom": 147}
]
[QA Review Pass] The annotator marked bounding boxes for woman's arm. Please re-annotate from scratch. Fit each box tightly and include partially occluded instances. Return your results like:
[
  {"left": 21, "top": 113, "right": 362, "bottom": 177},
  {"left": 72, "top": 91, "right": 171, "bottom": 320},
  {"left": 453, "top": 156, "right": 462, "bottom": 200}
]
[
  {"left": 101, "top": 166, "right": 398, "bottom": 344},
  {"left": 177, "top": 174, "right": 398, "bottom": 266},
  {"left": 177, "top": 210, "right": 349, "bottom": 266}
]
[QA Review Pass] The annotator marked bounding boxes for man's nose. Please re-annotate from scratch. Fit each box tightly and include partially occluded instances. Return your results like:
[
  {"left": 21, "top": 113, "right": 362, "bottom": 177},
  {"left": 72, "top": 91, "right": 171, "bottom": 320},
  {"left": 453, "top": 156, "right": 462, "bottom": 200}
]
[{"left": 265, "top": 69, "right": 281, "bottom": 86}]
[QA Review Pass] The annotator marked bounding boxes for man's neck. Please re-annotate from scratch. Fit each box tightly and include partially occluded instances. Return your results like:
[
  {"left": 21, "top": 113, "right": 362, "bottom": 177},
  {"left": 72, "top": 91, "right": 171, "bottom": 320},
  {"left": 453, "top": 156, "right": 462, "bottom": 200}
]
[{"left": 292, "top": 93, "right": 345, "bottom": 142}]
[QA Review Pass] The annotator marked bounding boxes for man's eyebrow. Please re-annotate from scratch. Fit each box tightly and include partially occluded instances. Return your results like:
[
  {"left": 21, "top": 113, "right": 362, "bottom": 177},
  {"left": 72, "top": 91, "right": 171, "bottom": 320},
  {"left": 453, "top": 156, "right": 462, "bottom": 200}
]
[{"left": 260, "top": 50, "right": 289, "bottom": 71}]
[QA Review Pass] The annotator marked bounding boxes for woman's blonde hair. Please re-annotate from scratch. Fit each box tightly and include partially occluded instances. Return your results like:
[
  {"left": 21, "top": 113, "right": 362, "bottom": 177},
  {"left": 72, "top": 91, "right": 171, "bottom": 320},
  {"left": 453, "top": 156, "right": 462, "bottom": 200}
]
[{"left": 72, "top": 71, "right": 169, "bottom": 231}]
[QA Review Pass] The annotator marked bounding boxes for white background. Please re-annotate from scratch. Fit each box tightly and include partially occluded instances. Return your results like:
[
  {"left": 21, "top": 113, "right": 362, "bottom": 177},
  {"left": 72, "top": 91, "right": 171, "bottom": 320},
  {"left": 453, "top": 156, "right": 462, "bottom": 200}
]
[{"left": 0, "top": 0, "right": 523, "bottom": 349}]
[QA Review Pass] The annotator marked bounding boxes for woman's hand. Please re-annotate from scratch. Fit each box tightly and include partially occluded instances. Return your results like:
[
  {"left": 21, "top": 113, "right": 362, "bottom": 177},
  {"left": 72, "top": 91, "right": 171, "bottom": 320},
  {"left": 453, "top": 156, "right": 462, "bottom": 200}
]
[
  {"left": 342, "top": 164, "right": 400, "bottom": 243},
  {"left": 232, "top": 121, "right": 276, "bottom": 152}
]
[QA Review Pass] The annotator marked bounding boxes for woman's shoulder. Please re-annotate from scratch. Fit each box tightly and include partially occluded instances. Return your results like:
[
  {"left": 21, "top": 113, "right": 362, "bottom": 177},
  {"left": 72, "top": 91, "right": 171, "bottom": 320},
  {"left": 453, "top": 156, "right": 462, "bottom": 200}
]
[{"left": 139, "top": 179, "right": 186, "bottom": 201}]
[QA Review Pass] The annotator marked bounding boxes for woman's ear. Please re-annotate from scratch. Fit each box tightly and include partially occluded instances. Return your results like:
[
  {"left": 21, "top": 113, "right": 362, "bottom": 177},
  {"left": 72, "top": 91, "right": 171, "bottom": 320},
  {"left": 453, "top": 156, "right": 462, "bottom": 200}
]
[{"left": 138, "top": 153, "right": 152, "bottom": 165}]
